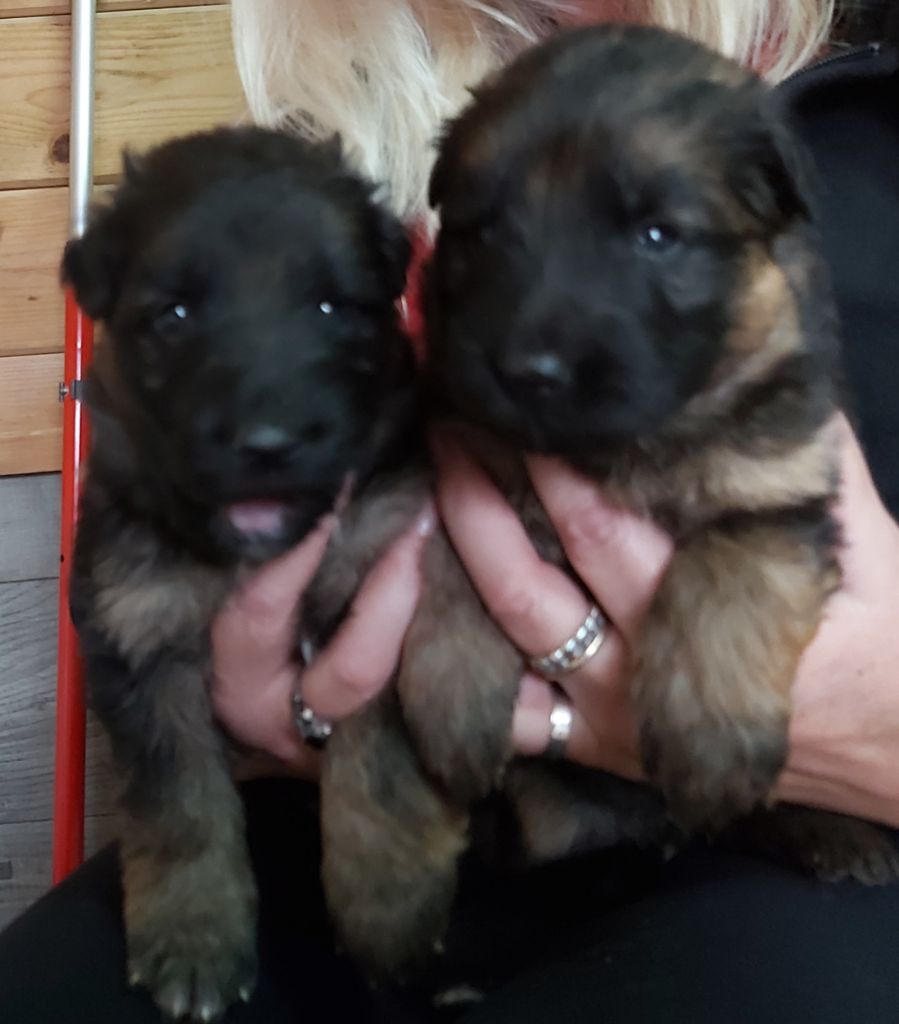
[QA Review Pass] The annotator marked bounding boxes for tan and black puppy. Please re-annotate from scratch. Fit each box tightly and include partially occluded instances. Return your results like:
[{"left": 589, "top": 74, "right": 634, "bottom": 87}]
[
  {"left": 421, "top": 22, "right": 899, "bottom": 874},
  {"left": 318, "top": 26, "right": 899, "bottom": 985},
  {"left": 63, "top": 126, "right": 425, "bottom": 1020}
]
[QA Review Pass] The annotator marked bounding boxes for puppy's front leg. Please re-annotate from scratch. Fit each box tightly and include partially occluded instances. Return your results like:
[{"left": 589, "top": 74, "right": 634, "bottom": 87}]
[
  {"left": 321, "top": 691, "right": 467, "bottom": 979},
  {"left": 86, "top": 642, "right": 256, "bottom": 1021},
  {"left": 311, "top": 525, "right": 519, "bottom": 976},
  {"left": 635, "top": 517, "right": 839, "bottom": 833},
  {"left": 399, "top": 531, "right": 524, "bottom": 803}
]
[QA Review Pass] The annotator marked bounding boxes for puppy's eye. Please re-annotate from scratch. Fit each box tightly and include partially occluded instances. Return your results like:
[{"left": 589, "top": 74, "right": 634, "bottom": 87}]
[
  {"left": 319, "top": 300, "right": 335, "bottom": 316},
  {"left": 635, "top": 223, "right": 681, "bottom": 254},
  {"left": 153, "top": 303, "right": 190, "bottom": 337}
]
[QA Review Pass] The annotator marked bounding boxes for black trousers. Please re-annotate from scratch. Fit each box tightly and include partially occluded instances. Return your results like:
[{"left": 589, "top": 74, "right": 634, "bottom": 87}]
[{"left": 2, "top": 780, "right": 897, "bottom": 1024}]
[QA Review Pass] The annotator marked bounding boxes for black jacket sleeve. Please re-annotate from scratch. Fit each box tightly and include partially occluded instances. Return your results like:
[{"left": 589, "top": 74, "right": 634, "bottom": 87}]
[{"left": 778, "top": 41, "right": 899, "bottom": 517}]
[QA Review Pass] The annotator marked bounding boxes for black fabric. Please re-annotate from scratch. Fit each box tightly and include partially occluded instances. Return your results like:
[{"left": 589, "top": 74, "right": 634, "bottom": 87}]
[
  {"left": 461, "top": 846, "right": 899, "bottom": 1024},
  {"left": 779, "top": 42, "right": 899, "bottom": 516},
  {"left": 2, "top": 782, "right": 898, "bottom": 1024}
]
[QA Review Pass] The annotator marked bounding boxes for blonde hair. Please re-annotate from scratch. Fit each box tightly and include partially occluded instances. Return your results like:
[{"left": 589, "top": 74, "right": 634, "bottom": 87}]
[
  {"left": 650, "top": 0, "right": 835, "bottom": 81},
  {"left": 230, "top": 0, "right": 834, "bottom": 226}
]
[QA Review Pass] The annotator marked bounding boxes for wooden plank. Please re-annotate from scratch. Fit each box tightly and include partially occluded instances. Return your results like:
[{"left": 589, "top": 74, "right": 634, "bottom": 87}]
[
  {"left": 0, "top": 576, "right": 122, "bottom": 926},
  {"left": 0, "top": 15, "right": 69, "bottom": 190},
  {"left": 0, "top": 187, "right": 67, "bottom": 357},
  {"left": 0, "top": 817, "right": 52, "bottom": 927},
  {"left": 0, "top": 7, "right": 243, "bottom": 191},
  {"left": 0, "top": 586, "right": 119, "bottom": 826},
  {"left": 0, "top": 578, "right": 57, "bottom": 716},
  {"left": 1, "top": 2, "right": 223, "bottom": 18},
  {"left": 0, "top": 475, "right": 60, "bottom": 582},
  {"left": 0, "top": 474, "right": 60, "bottom": 582},
  {"left": 0, "top": 576, "right": 140, "bottom": 828},
  {"left": 0, "top": 354, "right": 63, "bottom": 475},
  {"left": 0, "top": 815, "right": 118, "bottom": 929},
  {"left": 0, "top": 700, "right": 119, "bottom": 827},
  {"left": 93, "top": 7, "right": 243, "bottom": 180}
]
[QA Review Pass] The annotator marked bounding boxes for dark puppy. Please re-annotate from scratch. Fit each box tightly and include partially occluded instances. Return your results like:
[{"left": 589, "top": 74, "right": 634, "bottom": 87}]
[
  {"left": 63, "top": 127, "right": 424, "bottom": 1020},
  {"left": 422, "top": 23, "right": 899, "bottom": 876},
  {"left": 314, "top": 27, "right": 899, "bottom": 984}
]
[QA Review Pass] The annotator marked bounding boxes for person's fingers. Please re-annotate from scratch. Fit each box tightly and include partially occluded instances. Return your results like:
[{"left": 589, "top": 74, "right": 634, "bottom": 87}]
[
  {"left": 526, "top": 454, "right": 672, "bottom": 640},
  {"left": 511, "top": 674, "right": 643, "bottom": 779},
  {"left": 301, "top": 504, "right": 436, "bottom": 719},
  {"left": 434, "top": 434, "right": 612, "bottom": 661},
  {"left": 212, "top": 515, "right": 336, "bottom": 681},
  {"left": 512, "top": 675, "right": 596, "bottom": 760}
]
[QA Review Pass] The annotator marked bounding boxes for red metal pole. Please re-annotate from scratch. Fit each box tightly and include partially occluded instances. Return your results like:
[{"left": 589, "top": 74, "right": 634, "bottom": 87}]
[
  {"left": 53, "top": 293, "right": 93, "bottom": 883},
  {"left": 53, "top": 0, "right": 96, "bottom": 884}
]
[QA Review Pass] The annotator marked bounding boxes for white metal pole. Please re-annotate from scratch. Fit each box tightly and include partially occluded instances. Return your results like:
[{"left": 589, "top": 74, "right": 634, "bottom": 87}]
[{"left": 69, "top": 0, "right": 96, "bottom": 238}]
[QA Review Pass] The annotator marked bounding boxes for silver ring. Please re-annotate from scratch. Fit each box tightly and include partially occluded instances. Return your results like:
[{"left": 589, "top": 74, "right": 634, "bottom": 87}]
[
  {"left": 291, "top": 692, "right": 333, "bottom": 750},
  {"left": 529, "top": 604, "right": 607, "bottom": 679},
  {"left": 543, "top": 700, "right": 573, "bottom": 759}
]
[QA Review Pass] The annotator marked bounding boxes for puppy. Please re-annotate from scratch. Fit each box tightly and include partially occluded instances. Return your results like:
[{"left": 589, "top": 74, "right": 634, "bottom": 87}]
[
  {"left": 321, "top": 23, "right": 899, "bottom": 982},
  {"left": 63, "top": 126, "right": 424, "bottom": 1020},
  {"left": 423, "top": 24, "right": 899, "bottom": 871}
]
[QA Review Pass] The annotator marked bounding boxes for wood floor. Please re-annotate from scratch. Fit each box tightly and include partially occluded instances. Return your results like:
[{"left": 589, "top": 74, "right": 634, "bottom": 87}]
[{"left": 0, "top": 473, "right": 119, "bottom": 930}]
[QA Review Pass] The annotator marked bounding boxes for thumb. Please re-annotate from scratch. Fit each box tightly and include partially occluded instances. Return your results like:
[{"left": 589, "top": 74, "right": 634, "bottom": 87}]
[{"left": 212, "top": 516, "right": 335, "bottom": 678}]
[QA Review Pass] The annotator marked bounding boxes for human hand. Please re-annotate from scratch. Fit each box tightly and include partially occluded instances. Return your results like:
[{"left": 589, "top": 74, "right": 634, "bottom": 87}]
[
  {"left": 434, "top": 417, "right": 899, "bottom": 827},
  {"left": 211, "top": 506, "right": 435, "bottom": 780}
]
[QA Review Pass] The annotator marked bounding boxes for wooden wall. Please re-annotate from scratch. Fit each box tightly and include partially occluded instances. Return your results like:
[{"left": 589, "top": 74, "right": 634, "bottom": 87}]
[
  {"left": 0, "top": 1, "right": 243, "bottom": 927},
  {"left": 0, "top": 473, "right": 123, "bottom": 924},
  {"left": 0, "top": 0, "right": 243, "bottom": 475}
]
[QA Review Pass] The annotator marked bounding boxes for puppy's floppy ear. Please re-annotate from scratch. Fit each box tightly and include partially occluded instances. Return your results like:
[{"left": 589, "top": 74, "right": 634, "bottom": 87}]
[
  {"left": 60, "top": 146, "right": 142, "bottom": 320},
  {"left": 429, "top": 131, "right": 498, "bottom": 229},
  {"left": 60, "top": 203, "right": 128, "bottom": 321},
  {"left": 730, "top": 105, "right": 813, "bottom": 229}
]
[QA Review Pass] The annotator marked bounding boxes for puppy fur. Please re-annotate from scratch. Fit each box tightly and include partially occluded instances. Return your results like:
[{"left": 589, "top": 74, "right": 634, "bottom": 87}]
[
  {"left": 302, "top": 27, "right": 899, "bottom": 982},
  {"left": 419, "top": 23, "right": 898, "bottom": 883},
  {"left": 65, "top": 36, "right": 899, "bottom": 1006},
  {"left": 64, "top": 126, "right": 426, "bottom": 1019}
]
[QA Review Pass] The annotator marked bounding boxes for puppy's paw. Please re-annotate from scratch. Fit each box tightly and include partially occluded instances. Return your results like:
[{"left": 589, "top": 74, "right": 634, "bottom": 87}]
[
  {"left": 125, "top": 857, "right": 257, "bottom": 1020},
  {"left": 730, "top": 805, "right": 899, "bottom": 886},
  {"left": 129, "top": 928, "right": 256, "bottom": 1021},
  {"left": 806, "top": 828, "right": 899, "bottom": 886},
  {"left": 642, "top": 710, "right": 786, "bottom": 833}
]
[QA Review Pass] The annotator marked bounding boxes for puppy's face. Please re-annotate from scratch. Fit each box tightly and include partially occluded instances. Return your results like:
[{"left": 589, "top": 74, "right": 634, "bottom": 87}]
[
  {"left": 64, "top": 128, "right": 412, "bottom": 558},
  {"left": 427, "top": 26, "right": 810, "bottom": 454}
]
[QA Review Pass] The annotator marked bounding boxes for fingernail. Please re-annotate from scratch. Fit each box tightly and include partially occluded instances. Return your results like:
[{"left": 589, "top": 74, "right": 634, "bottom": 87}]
[{"left": 416, "top": 501, "right": 437, "bottom": 537}]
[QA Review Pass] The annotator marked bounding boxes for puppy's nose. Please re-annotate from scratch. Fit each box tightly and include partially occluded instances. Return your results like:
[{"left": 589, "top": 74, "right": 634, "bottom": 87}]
[
  {"left": 493, "top": 350, "right": 572, "bottom": 395},
  {"left": 237, "top": 423, "right": 295, "bottom": 463}
]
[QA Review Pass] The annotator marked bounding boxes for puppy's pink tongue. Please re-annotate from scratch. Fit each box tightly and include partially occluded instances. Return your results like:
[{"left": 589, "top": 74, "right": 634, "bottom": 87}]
[{"left": 227, "top": 500, "right": 289, "bottom": 537}]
